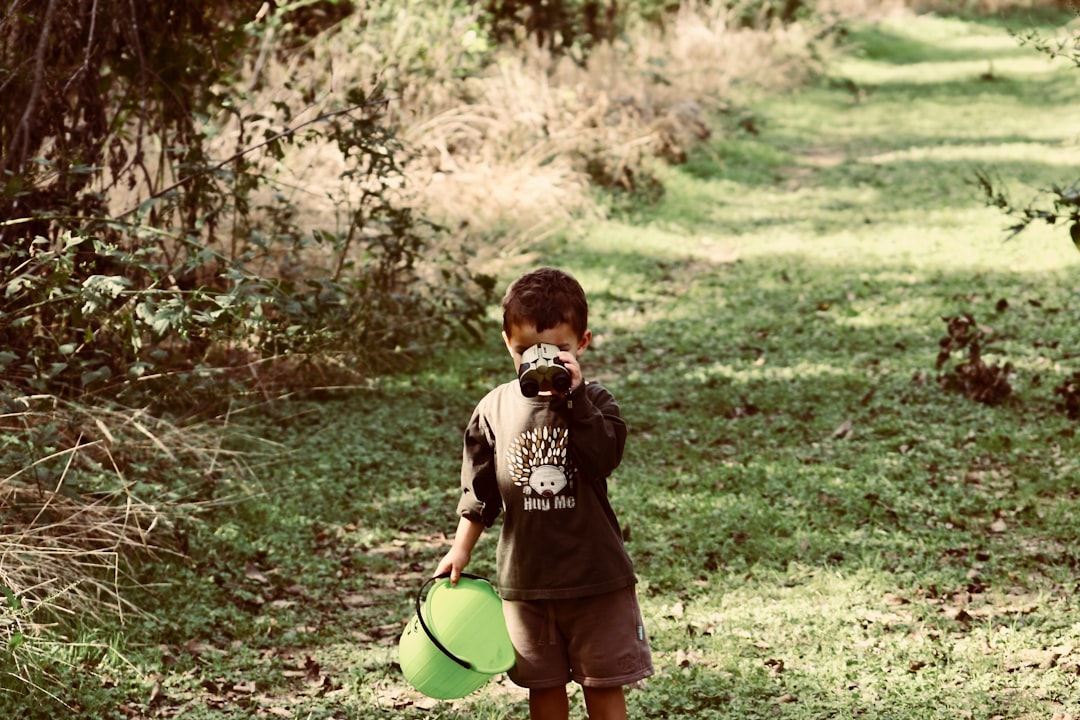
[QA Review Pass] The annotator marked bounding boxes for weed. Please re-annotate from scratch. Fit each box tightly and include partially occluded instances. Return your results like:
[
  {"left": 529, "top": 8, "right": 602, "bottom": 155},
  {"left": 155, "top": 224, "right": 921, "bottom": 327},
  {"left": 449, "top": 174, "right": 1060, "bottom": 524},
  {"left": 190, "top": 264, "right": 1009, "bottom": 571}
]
[
  {"left": 935, "top": 313, "right": 1014, "bottom": 405},
  {"left": 1053, "top": 371, "right": 1080, "bottom": 419}
]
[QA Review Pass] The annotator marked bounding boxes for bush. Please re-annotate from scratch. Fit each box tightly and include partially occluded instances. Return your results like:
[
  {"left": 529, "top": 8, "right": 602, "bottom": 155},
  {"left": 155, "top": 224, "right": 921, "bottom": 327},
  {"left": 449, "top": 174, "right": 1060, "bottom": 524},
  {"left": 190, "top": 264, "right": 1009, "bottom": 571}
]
[{"left": 0, "top": 2, "right": 495, "bottom": 407}]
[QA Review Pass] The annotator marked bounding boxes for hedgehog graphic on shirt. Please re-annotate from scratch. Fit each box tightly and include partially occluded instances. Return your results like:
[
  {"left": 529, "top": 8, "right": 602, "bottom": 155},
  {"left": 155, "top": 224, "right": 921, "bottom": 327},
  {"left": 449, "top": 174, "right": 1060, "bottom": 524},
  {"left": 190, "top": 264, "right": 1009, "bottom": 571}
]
[{"left": 507, "top": 426, "right": 576, "bottom": 510}]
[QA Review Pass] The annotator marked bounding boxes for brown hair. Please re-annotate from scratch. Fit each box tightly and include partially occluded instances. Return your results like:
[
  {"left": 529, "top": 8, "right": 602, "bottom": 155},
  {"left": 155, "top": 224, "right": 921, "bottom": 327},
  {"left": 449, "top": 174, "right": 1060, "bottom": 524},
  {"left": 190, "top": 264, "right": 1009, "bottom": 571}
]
[{"left": 502, "top": 267, "right": 588, "bottom": 338}]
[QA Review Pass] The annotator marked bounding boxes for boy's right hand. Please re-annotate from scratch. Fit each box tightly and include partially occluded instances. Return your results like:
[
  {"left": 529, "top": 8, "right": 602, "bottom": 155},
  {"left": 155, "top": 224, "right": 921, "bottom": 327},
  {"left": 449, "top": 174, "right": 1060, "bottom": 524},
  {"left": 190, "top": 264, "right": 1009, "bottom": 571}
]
[{"left": 434, "top": 547, "right": 470, "bottom": 585}]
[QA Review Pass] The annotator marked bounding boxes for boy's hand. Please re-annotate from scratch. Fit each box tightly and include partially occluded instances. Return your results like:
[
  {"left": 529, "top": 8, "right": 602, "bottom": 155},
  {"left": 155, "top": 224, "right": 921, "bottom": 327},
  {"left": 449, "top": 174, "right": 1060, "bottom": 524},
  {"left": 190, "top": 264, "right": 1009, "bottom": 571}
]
[
  {"left": 557, "top": 351, "right": 584, "bottom": 394},
  {"left": 434, "top": 547, "right": 471, "bottom": 585}
]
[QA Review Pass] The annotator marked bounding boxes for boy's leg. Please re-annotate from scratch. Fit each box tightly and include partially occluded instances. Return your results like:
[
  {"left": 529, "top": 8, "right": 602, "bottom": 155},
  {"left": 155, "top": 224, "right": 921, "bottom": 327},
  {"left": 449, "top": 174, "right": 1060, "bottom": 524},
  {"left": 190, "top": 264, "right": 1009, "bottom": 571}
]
[
  {"left": 582, "top": 686, "right": 627, "bottom": 720},
  {"left": 529, "top": 686, "right": 569, "bottom": 720}
]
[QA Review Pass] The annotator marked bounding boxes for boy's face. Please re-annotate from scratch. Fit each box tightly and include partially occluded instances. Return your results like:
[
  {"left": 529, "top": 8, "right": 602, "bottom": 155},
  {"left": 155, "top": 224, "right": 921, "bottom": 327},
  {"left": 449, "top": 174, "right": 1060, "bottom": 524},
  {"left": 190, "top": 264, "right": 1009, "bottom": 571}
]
[{"left": 503, "top": 321, "right": 591, "bottom": 393}]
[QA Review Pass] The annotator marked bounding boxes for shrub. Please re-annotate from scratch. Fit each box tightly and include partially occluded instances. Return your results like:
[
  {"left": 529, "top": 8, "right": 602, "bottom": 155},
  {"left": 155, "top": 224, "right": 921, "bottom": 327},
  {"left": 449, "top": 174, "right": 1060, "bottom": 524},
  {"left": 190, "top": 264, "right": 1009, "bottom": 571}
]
[
  {"left": 477, "top": 0, "right": 622, "bottom": 59},
  {"left": 0, "top": 2, "right": 495, "bottom": 406}
]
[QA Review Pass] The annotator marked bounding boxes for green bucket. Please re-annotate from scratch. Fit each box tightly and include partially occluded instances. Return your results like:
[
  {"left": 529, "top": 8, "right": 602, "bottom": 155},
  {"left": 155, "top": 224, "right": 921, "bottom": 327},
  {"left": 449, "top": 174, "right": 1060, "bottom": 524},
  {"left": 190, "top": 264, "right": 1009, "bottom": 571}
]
[{"left": 398, "top": 573, "right": 516, "bottom": 700}]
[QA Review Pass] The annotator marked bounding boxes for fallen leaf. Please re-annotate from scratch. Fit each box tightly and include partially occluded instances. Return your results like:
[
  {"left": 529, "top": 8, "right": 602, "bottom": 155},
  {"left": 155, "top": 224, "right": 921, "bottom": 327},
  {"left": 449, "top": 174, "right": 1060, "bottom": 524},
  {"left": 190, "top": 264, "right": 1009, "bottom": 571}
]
[
  {"left": 245, "top": 562, "right": 270, "bottom": 584},
  {"left": 944, "top": 607, "right": 973, "bottom": 623},
  {"left": 832, "top": 420, "right": 853, "bottom": 439},
  {"left": 1006, "top": 648, "right": 1062, "bottom": 671},
  {"left": 268, "top": 600, "right": 296, "bottom": 610},
  {"left": 989, "top": 517, "right": 1008, "bottom": 533}
]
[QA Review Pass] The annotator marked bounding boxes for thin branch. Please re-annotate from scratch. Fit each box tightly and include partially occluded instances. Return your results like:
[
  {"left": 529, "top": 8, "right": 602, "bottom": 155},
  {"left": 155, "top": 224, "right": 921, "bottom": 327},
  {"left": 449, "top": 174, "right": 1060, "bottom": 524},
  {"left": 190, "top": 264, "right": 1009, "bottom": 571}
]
[
  {"left": 60, "top": 0, "right": 99, "bottom": 99},
  {"left": 1, "top": 0, "right": 59, "bottom": 176}
]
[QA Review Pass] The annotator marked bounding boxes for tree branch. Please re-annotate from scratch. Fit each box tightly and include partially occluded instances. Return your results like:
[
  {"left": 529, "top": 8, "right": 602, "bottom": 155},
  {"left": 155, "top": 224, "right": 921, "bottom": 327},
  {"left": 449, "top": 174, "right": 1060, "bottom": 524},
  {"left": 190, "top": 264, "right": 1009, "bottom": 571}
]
[{"left": 1, "top": 0, "right": 59, "bottom": 176}]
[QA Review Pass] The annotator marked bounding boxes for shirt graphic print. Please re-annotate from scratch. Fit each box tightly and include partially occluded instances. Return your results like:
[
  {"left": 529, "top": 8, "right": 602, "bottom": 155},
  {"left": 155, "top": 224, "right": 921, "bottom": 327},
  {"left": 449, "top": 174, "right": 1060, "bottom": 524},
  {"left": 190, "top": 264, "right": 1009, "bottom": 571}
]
[{"left": 507, "top": 425, "right": 577, "bottom": 513}]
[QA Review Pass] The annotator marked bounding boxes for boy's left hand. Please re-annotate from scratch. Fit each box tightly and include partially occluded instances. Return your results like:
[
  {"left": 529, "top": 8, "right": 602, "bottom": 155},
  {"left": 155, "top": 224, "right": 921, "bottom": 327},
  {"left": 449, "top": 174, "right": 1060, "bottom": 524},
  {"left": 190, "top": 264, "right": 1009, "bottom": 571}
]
[{"left": 557, "top": 351, "right": 584, "bottom": 395}]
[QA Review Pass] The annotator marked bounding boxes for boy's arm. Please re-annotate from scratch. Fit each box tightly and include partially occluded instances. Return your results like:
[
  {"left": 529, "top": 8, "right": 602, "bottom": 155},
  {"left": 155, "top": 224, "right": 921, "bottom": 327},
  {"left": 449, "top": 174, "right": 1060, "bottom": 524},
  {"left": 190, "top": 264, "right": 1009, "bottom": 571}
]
[
  {"left": 563, "top": 382, "right": 627, "bottom": 482},
  {"left": 438, "top": 402, "right": 499, "bottom": 584},
  {"left": 457, "top": 405, "right": 501, "bottom": 527},
  {"left": 435, "top": 516, "right": 485, "bottom": 585}
]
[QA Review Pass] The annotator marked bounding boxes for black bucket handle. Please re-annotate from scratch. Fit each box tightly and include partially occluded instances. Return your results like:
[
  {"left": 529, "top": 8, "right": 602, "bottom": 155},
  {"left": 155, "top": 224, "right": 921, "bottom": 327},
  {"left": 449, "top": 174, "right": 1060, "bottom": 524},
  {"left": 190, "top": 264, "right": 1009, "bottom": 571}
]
[{"left": 415, "top": 572, "right": 488, "bottom": 671}]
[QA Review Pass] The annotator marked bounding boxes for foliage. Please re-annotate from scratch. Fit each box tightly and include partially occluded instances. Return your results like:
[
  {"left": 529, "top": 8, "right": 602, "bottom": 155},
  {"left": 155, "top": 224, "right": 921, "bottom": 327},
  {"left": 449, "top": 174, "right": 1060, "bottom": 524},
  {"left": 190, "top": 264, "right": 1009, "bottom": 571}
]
[
  {"left": 475, "top": 0, "right": 621, "bottom": 58},
  {"left": 975, "top": 21, "right": 1080, "bottom": 245},
  {"left": 977, "top": 170, "right": 1080, "bottom": 244},
  {"left": 473, "top": 0, "right": 815, "bottom": 62},
  {"left": 6, "top": 8, "right": 1080, "bottom": 720},
  {"left": 0, "top": 1, "right": 495, "bottom": 405},
  {"left": 1012, "top": 22, "right": 1080, "bottom": 67},
  {"left": 0, "top": 0, "right": 247, "bottom": 239}
]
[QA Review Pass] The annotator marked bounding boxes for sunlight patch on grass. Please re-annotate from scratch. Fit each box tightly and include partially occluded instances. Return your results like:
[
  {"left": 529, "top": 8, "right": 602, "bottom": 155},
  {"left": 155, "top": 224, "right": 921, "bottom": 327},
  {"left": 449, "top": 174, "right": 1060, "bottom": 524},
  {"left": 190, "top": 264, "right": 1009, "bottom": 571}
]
[
  {"left": 577, "top": 221, "right": 685, "bottom": 254},
  {"left": 864, "top": 141, "right": 1080, "bottom": 166},
  {"left": 639, "top": 566, "right": 1080, "bottom": 718},
  {"left": 840, "top": 53, "right": 1073, "bottom": 85},
  {"left": 673, "top": 360, "right": 852, "bottom": 385},
  {"left": 833, "top": 296, "right": 948, "bottom": 329},
  {"left": 708, "top": 202, "right": 1079, "bottom": 272},
  {"left": 873, "top": 13, "right": 1058, "bottom": 47},
  {"left": 850, "top": 12, "right": 1069, "bottom": 58}
]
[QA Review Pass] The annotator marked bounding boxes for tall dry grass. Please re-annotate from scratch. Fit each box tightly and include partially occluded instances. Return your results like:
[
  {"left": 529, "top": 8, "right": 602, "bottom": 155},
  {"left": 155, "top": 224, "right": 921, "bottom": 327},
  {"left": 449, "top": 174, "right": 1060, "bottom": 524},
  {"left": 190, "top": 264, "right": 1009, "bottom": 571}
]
[
  {"left": 225, "top": 0, "right": 842, "bottom": 270},
  {"left": 399, "top": 1, "right": 837, "bottom": 257},
  {"left": 0, "top": 396, "right": 255, "bottom": 680}
]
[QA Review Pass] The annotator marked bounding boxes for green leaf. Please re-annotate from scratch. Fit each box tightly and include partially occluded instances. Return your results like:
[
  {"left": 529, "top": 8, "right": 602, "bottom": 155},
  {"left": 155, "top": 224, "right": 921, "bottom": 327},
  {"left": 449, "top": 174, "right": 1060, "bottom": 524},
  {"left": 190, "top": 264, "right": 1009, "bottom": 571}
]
[
  {"left": 81, "top": 365, "right": 113, "bottom": 387},
  {"left": 7, "top": 632, "right": 25, "bottom": 654},
  {"left": 1, "top": 586, "right": 20, "bottom": 610}
]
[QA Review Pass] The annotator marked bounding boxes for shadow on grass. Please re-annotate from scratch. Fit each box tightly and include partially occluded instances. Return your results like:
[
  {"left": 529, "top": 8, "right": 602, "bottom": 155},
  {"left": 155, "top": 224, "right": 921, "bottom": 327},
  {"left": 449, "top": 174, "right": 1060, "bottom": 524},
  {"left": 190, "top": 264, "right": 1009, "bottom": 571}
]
[
  {"left": 847, "top": 18, "right": 1068, "bottom": 67},
  {"left": 553, "top": 247, "right": 1080, "bottom": 592}
]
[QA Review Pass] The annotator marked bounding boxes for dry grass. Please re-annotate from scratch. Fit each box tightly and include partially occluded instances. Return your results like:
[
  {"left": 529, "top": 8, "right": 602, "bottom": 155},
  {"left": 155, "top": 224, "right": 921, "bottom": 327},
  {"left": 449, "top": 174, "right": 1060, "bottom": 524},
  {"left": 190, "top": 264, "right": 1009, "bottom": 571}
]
[
  {"left": 405, "top": 2, "right": 835, "bottom": 257},
  {"left": 0, "top": 396, "right": 255, "bottom": 672},
  {"left": 217, "top": 0, "right": 841, "bottom": 271}
]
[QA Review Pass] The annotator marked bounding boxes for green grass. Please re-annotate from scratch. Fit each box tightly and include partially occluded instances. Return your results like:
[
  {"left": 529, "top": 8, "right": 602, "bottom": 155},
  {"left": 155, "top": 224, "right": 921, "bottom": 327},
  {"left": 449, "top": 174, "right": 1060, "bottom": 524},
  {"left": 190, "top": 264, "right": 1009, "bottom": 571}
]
[{"left": 6, "top": 9, "right": 1080, "bottom": 720}]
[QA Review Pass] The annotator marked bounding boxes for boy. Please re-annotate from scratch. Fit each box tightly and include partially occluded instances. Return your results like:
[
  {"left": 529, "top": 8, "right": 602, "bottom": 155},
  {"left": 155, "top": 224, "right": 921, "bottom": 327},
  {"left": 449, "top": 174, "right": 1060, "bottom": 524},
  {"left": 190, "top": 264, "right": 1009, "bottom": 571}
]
[{"left": 435, "top": 267, "right": 653, "bottom": 720}]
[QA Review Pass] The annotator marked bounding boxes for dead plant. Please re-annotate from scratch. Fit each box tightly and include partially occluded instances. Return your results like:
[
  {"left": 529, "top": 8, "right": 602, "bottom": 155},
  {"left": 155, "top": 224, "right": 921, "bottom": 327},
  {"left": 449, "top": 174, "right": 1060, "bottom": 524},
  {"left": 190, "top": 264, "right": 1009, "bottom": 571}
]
[
  {"left": 1053, "top": 371, "right": 1080, "bottom": 420},
  {"left": 935, "top": 313, "right": 1014, "bottom": 405}
]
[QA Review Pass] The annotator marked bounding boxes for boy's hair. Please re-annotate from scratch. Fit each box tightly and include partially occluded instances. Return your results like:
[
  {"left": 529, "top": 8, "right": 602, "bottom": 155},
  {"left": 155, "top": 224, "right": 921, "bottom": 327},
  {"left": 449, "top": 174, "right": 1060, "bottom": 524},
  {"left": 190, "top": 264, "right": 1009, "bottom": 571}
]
[{"left": 502, "top": 267, "right": 588, "bottom": 338}]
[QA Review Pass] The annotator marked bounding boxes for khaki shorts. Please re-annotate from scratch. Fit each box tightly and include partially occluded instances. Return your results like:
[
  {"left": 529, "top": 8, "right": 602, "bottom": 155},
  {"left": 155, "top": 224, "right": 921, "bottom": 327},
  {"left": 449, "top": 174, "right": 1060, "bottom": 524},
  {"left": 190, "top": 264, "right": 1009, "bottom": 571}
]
[{"left": 502, "top": 585, "right": 654, "bottom": 689}]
